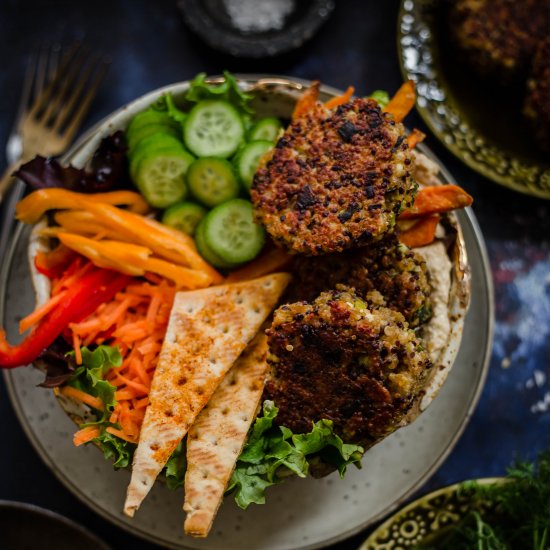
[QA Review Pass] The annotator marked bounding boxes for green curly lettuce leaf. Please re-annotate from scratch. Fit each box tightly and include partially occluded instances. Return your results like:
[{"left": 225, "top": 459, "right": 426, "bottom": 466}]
[
  {"left": 226, "top": 401, "right": 364, "bottom": 509},
  {"left": 185, "top": 71, "right": 254, "bottom": 116},
  {"left": 367, "top": 90, "right": 390, "bottom": 108},
  {"left": 66, "top": 345, "right": 122, "bottom": 422},
  {"left": 166, "top": 441, "right": 187, "bottom": 490}
]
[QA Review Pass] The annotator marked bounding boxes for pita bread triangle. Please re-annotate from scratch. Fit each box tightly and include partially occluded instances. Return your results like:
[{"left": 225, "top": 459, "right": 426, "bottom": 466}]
[
  {"left": 184, "top": 330, "right": 269, "bottom": 537},
  {"left": 124, "top": 273, "right": 290, "bottom": 517}
]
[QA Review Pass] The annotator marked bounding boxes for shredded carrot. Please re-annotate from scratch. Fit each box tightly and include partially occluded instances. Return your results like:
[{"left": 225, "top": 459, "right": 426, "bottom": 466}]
[
  {"left": 19, "top": 290, "right": 69, "bottom": 334},
  {"left": 324, "top": 86, "right": 355, "bottom": 109},
  {"left": 399, "top": 215, "right": 440, "bottom": 248},
  {"left": 61, "top": 386, "right": 104, "bottom": 411},
  {"left": 64, "top": 277, "right": 176, "bottom": 446},
  {"left": 72, "top": 331, "right": 82, "bottom": 365},
  {"left": 293, "top": 81, "right": 321, "bottom": 120},
  {"left": 73, "top": 426, "right": 100, "bottom": 446},
  {"left": 384, "top": 80, "right": 416, "bottom": 122},
  {"left": 399, "top": 184, "right": 474, "bottom": 219},
  {"left": 105, "top": 427, "right": 138, "bottom": 444},
  {"left": 226, "top": 248, "right": 293, "bottom": 282},
  {"left": 407, "top": 128, "right": 426, "bottom": 149}
]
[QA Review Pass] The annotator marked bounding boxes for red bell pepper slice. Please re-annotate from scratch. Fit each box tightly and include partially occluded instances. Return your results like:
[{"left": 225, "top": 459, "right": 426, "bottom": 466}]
[
  {"left": 0, "top": 267, "right": 131, "bottom": 369},
  {"left": 34, "top": 245, "right": 77, "bottom": 279}
]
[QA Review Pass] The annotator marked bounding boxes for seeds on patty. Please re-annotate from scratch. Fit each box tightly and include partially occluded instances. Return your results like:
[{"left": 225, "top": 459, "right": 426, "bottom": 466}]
[
  {"left": 265, "top": 287, "right": 432, "bottom": 449},
  {"left": 286, "top": 235, "right": 432, "bottom": 328},
  {"left": 251, "top": 98, "right": 416, "bottom": 255}
]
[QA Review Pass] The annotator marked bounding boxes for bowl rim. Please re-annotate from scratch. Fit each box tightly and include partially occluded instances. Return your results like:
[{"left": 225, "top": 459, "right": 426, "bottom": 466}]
[
  {"left": 360, "top": 476, "right": 508, "bottom": 548},
  {"left": 396, "top": 0, "right": 550, "bottom": 200}
]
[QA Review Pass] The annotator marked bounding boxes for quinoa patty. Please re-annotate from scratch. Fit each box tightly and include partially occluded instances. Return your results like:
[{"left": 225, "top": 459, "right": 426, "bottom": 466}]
[
  {"left": 524, "top": 37, "right": 550, "bottom": 153},
  {"left": 286, "top": 235, "right": 432, "bottom": 328},
  {"left": 265, "top": 287, "right": 432, "bottom": 449},
  {"left": 450, "top": 0, "right": 550, "bottom": 81},
  {"left": 251, "top": 98, "right": 416, "bottom": 255}
]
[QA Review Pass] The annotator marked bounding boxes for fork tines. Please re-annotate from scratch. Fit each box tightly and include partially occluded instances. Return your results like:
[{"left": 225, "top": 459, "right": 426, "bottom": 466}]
[{"left": 28, "top": 43, "right": 109, "bottom": 141}]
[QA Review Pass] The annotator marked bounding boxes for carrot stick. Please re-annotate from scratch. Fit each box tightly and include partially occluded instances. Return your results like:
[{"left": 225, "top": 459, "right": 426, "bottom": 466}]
[
  {"left": 226, "top": 248, "right": 293, "bottom": 283},
  {"left": 72, "top": 331, "right": 82, "bottom": 365},
  {"left": 73, "top": 426, "right": 100, "bottom": 446},
  {"left": 60, "top": 386, "right": 104, "bottom": 411},
  {"left": 19, "top": 290, "right": 68, "bottom": 334},
  {"left": 407, "top": 128, "right": 426, "bottom": 149},
  {"left": 384, "top": 80, "right": 416, "bottom": 122},
  {"left": 105, "top": 427, "right": 138, "bottom": 444},
  {"left": 293, "top": 81, "right": 321, "bottom": 120},
  {"left": 399, "top": 184, "right": 473, "bottom": 219},
  {"left": 325, "top": 86, "right": 355, "bottom": 109},
  {"left": 399, "top": 215, "right": 440, "bottom": 248}
]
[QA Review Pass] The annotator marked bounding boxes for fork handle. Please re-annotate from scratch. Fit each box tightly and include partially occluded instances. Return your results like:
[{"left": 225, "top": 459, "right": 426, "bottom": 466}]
[{"left": 0, "top": 161, "right": 22, "bottom": 204}]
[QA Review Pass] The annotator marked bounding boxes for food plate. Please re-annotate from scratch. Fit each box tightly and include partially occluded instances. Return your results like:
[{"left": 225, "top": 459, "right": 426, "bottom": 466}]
[
  {"left": 0, "top": 76, "right": 493, "bottom": 550},
  {"left": 398, "top": 0, "right": 550, "bottom": 198},
  {"left": 360, "top": 477, "right": 505, "bottom": 549}
]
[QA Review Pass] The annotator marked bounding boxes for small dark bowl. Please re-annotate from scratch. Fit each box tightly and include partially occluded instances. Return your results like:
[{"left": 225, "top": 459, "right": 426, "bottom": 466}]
[
  {"left": 178, "top": 0, "right": 335, "bottom": 58},
  {"left": 0, "top": 500, "right": 110, "bottom": 550}
]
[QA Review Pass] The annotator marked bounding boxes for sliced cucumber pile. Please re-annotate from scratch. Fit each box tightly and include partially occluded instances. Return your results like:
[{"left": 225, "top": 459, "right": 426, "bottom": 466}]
[{"left": 125, "top": 83, "right": 283, "bottom": 270}]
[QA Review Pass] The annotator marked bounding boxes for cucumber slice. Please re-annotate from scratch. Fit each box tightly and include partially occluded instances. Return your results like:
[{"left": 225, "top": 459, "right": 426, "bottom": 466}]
[
  {"left": 127, "top": 110, "right": 179, "bottom": 135},
  {"left": 135, "top": 150, "right": 195, "bottom": 208},
  {"left": 162, "top": 201, "right": 207, "bottom": 236},
  {"left": 187, "top": 157, "right": 240, "bottom": 208},
  {"left": 184, "top": 100, "right": 244, "bottom": 158},
  {"left": 195, "top": 218, "right": 239, "bottom": 270},
  {"left": 203, "top": 199, "right": 265, "bottom": 264},
  {"left": 128, "top": 134, "right": 185, "bottom": 180},
  {"left": 127, "top": 123, "right": 180, "bottom": 151},
  {"left": 235, "top": 140, "right": 273, "bottom": 190},
  {"left": 248, "top": 117, "right": 283, "bottom": 142}
]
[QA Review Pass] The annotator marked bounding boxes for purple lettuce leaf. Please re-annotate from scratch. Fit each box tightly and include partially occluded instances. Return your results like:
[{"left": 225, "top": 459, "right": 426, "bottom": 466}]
[{"left": 14, "top": 131, "right": 131, "bottom": 193}]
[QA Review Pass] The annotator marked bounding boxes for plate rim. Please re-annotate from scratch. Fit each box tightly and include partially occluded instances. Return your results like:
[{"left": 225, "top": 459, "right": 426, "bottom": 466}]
[
  {"left": 396, "top": 0, "right": 550, "bottom": 200},
  {"left": 1, "top": 75, "right": 494, "bottom": 550}
]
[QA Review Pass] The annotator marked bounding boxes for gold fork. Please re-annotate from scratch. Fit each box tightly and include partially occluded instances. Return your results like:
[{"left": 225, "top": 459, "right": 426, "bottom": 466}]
[{"left": 0, "top": 43, "right": 109, "bottom": 203}]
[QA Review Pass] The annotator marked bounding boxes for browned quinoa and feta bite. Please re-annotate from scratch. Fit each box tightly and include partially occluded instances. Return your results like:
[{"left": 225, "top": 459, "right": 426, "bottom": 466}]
[
  {"left": 251, "top": 98, "right": 416, "bottom": 255},
  {"left": 264, "top": 287, "right": 432, "bottom": 452},
  {"left": 285, "top": 234, "right": 432, "bottom": 328},
  {"left": 450, "top": 0, "right": 550, "bottom": 81}
]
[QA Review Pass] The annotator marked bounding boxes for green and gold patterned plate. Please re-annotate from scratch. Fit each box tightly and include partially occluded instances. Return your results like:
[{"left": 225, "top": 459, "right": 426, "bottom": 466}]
[
  {"left": 360, "top": 477, "right": 506, "bottom": 549},
  {"left": 397, "top": 0, "right": 550, "bottom": 199}
]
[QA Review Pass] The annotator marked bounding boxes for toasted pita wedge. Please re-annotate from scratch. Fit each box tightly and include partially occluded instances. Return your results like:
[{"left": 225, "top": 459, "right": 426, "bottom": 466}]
[
  {"left": 124, "top": 273, "right": 291, "bottom": 517},
  {"left": 183, "top": 331, "right": 269, "bottom": 537}
]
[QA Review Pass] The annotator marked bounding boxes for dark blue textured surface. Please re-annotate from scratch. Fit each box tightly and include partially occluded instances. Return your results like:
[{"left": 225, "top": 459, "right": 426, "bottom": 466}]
[{"left": 1, "top": 1, "right": 549, "bottom": 548}]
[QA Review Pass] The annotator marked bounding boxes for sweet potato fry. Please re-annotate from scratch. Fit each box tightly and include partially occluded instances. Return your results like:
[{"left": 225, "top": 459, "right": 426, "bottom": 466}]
[
  {"left": 324, "top": 86, "right": 355, "bottom": 109},
  {"left": 399, "top": 215, "right": 440, "bottom": 248},
  {"left": 225, "top": 247, "right": 293, "bottom": 283},
  {"left": 399, "top": 184, "right": 473, "bottom": 219},
  {"left": 407, "top": 128, "right": 426, "bottom": 149},
  {"left": 384, "top": 80, "right": 416, "bottom": 122},
  {"left": 292, "top": 81, "right": 321, "bottom": 120}
]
